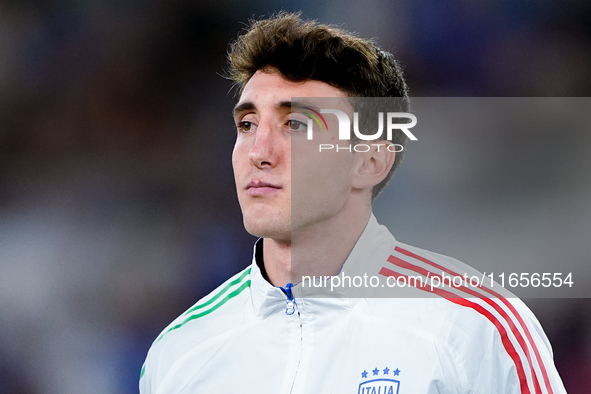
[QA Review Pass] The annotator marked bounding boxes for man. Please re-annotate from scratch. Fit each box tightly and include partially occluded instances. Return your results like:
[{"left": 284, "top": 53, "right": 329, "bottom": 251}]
[{"left": 140, "top": 12, "right": 566, "bottom": 393}]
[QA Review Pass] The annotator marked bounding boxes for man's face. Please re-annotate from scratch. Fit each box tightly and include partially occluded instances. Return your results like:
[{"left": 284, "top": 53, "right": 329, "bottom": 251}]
[{"left": 232, "top": 69, "right": 357, "bottom": 242}]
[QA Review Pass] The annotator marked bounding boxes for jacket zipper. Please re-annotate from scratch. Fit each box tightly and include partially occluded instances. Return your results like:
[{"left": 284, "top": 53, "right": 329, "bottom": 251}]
[{"left": 280, "top": 283, "right": 296, "bottom": 315}]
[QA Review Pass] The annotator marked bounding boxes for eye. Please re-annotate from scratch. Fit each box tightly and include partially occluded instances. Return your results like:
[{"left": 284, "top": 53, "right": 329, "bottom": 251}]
[
  {"left": 288, "top": 119, "right": 307, "bottom": 132},
  {"left": 237, "top": 121, "right": 255, "bottom": 133}
]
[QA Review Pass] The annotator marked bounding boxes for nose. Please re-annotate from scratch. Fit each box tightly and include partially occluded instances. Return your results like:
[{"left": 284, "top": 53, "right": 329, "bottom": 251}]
[{"left": 248, "top": 121, "right": 279, "bottom": 169}]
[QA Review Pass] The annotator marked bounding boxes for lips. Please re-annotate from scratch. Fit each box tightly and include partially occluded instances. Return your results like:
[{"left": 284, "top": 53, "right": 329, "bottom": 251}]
[{"left": 245, "top": 180, "right": 282, "bottom": 196}]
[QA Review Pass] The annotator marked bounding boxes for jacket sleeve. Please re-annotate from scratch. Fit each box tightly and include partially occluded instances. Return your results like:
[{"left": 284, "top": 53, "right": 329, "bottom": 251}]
[
  {"left": 469, "top": 297, "right": 567, "bottom": 393},
  {"left": 139, "top": 360, "right": 150, "bottom": 394}
]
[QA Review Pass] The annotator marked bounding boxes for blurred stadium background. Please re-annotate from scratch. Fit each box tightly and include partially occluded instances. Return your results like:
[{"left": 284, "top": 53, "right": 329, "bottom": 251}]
[{"left": 0, "top": 0, "right": 590, "bottom": 392}]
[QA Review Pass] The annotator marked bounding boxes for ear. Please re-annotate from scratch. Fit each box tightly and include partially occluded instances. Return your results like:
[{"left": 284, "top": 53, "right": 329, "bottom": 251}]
[{"left": 351, "top": 141, "right": 396, "bottom": 190}]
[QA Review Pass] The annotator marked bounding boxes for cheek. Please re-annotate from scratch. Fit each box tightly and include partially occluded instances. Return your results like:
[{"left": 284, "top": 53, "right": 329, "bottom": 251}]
[
  {"left": 231, "top": 147, "right": 238, "bottom": 168},
  {"left": 232, "top": 142, "right": 247, "bottom": 173},
  {"left": 294, "top": 152, "right": 353, "bottom": 194}
]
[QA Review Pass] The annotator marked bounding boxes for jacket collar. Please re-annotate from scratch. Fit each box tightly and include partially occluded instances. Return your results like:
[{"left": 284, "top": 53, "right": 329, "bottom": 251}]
[{"left": 249, "top": 213, "right": 397, "bottom": 315}]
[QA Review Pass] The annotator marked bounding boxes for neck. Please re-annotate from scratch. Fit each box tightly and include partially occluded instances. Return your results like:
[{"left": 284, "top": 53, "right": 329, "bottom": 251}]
[{"left": 263, "top": 197, "right": 371, "bottom": 287}]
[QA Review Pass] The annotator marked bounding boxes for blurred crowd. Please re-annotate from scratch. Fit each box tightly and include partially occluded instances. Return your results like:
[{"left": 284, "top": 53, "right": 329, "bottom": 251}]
[{"left": 0, "top": 0, "right": 590, "bottom": 392}]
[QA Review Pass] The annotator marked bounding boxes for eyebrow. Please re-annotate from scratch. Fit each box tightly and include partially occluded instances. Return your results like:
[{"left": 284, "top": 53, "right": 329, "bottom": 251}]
[
  {"left": 233, "top": 102, "right": 256, "bottom": 116},
  {"left": 232, "top": 100, "right": 323, "bottom": 116},
  {"left": 290, "top": 101, "right": 322, "bottom": 113}
]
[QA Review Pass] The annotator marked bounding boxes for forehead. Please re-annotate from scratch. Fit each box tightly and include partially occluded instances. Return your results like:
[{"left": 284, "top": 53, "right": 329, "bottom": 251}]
[{"left": 236, "top": 69, "right": 350, "bottom": 113}]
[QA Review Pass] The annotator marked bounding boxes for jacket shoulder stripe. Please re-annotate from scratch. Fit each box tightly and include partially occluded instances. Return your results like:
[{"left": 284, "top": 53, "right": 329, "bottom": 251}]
[
  {"left": 387, "top": 253, "right": 541, "bottom": 386},
  {"left": 183, "top": 267, "right": 252, "bottom": 316},
  {"left": 379, "top": 266, "right": 533, "bottom": 394},
  {"left": 392, "top": 246, "right": 554, "bottom": 393},
  {"left": 154, "top": 269, "right": 251, "bottom": 343}
]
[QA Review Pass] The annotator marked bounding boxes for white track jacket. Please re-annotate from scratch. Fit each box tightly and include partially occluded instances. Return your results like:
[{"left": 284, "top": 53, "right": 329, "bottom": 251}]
[{"left": 140, "top": 214, "right": 566, "bottom": 394}]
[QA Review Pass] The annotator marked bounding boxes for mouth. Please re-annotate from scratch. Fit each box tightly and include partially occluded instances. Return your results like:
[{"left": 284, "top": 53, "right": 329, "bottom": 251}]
[{"left": 245, "top": 180, "right": 282, "bottom": 196}]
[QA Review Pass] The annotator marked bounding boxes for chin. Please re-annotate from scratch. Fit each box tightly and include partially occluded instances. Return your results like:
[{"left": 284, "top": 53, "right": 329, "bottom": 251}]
[{"left": 243, "top": 216, "right": 291, "bottom": 240}]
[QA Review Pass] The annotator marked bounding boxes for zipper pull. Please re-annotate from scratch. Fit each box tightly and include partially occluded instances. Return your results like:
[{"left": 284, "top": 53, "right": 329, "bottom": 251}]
[{"left": 281, "top": 283, "right": 296, "bottom": 315}]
